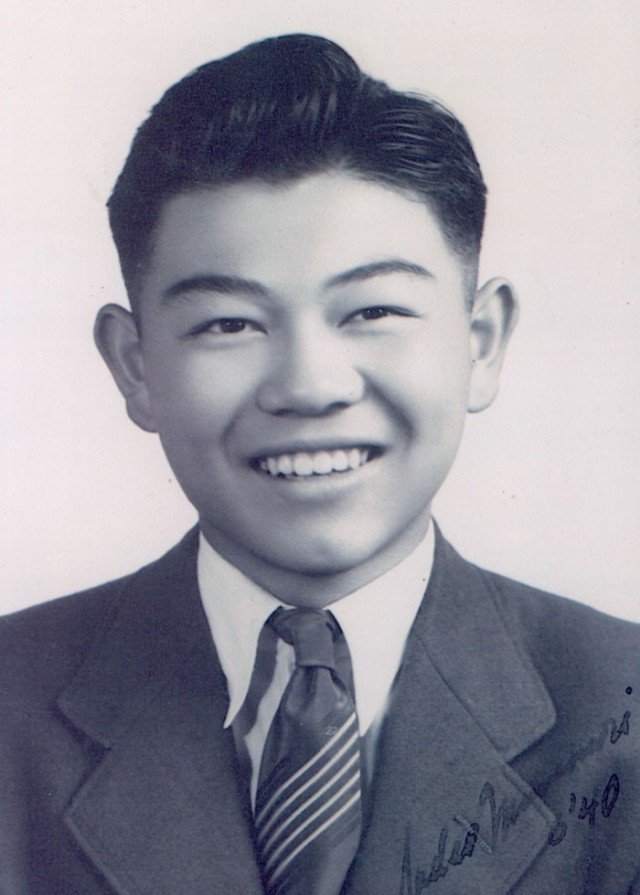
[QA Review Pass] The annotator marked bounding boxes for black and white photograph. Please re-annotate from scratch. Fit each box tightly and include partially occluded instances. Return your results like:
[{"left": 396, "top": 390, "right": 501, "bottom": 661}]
[{"left": 2, "top": 2, "right": 639, "bottom": 892}]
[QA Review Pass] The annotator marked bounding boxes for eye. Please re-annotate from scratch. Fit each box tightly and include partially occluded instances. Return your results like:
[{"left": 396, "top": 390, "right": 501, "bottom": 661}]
[
  {"left": 345, "top": 306, "right": 412, "bottom": 324},
  {"left": 212, "top": 318, "right": 250, "bottom": 334},
  {"left": 357, "top": 307, "right": 394, "bottom": 320},
  {"left": 190, "top": 318, "right": 264, "bottom": 336}
]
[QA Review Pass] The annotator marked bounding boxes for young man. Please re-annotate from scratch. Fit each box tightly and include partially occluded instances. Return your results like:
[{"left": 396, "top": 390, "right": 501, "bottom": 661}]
[{"left": 1, "top": 34, "right": 638, "bottom": 895}]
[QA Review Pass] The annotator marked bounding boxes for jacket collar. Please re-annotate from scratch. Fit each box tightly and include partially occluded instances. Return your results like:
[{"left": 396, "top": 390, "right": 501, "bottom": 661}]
[
  {"left": 347, "top": 529, "right": 557, "bottom": 894},
  {"left": 58, "top": 529, "right": 264, "bottom": 895},
  {"left": 418, "top": 528, "right": 556, "bottom": 761}
]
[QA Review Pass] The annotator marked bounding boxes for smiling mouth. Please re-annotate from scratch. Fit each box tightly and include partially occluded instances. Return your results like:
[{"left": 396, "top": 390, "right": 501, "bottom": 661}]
[{"left": 251, "top": 447, "right": 380, "bottom": 479}]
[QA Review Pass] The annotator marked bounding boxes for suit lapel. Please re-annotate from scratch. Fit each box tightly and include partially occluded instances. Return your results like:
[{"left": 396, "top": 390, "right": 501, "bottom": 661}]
[
  {"left": 58, "top": 530, "right": 263, "bottom": 895},
  {"left": 347, "top": 532, "right": 558, "bottom": 895}
]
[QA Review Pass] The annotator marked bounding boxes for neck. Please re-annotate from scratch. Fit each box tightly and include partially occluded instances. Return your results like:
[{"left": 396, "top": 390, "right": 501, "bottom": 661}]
[{"left": 200, "top": 513, "right": 431, "bottom": 608}]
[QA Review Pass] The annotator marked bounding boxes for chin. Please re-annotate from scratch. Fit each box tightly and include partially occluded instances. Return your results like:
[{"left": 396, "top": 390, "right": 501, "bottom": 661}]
[
  {"left": 267, "top": 529, "right": 401, "bottom": 581},
  {"left": 271, "top": 544, "right": 372, "bottom": 578}
]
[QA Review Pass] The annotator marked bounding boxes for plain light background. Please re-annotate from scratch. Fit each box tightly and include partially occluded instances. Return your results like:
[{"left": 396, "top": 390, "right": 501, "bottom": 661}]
[{"left": 1, "top": 0, "right": 639, "bottom": 620}]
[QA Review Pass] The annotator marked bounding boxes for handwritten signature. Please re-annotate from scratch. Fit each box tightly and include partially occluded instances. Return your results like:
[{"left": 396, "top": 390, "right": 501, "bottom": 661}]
[
  {"left": 546, "top": 772, "right": 619, "bottom": 847},
  {"left": 399, "top": 708, "right": 631, "bottom": 893}
]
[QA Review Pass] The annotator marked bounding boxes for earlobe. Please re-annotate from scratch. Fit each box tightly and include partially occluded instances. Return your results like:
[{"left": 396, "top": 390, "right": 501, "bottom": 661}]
[
  {"left": 467, "top": 278, "right": 518, "bottom": 413},
  {"left": 94, "top": 304, "right": 158, "bottom": 432}
]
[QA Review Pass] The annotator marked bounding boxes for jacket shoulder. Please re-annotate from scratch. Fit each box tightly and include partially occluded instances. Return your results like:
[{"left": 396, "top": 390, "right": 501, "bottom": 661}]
[
  {"left": 472, "top": 562, "right": 640, "bottom": 706},
  {"left": 0, "top": 573, "right": 134, "bottom": 709},
  {"left": 0, "top": 529, "right": 199, "bottom": 702},
  {"left": 479, "top": 564, "right": 639, "bottom": 644}
]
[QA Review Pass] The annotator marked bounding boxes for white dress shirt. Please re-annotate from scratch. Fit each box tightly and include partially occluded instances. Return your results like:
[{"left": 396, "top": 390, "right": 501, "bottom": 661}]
[{"left": 197, "top": 524, "right": 434, "bottom": 806}]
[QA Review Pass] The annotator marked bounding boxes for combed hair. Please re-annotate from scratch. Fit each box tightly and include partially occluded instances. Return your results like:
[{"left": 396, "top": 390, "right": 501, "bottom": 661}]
[{"left": 108, "top": 34, "right": 487, "bottom": 300}]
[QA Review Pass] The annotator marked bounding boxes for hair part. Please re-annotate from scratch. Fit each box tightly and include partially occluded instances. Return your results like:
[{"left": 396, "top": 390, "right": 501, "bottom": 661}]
[{"left": 108, "top": 34, "right": 487, "bottom": 307}]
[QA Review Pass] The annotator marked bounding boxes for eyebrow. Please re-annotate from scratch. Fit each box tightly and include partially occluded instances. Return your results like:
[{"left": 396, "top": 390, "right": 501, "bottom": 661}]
[
  {"left": 163, "top": 274, "right": 272, "bottom": 302},
  {"left": 325, "top": 259, "right": 433, "bottom": 288},
  {"left": 162, "top": 259, "right": 432, "bottom": 302}
]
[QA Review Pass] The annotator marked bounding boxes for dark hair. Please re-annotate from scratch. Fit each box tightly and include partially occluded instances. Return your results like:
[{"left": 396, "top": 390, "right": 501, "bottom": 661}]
[{"left": 108, "top": 34, "right": 487, "bottom": 301}]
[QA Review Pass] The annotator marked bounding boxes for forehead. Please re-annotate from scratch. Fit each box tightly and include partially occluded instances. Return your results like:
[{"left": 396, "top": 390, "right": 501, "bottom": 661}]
[{"left": 140, "top": 172, "right": 468, "bottom": 300}]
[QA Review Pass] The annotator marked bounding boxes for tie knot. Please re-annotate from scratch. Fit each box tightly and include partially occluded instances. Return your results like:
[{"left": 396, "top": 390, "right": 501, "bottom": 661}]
[{"left": 269, "top": 608, "right": 339, "bottom": 670}]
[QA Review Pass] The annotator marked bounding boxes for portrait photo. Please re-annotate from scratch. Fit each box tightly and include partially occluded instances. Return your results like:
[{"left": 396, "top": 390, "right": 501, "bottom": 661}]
[{"left": 1, "top": 2, "right": 639, "bottom": 892}]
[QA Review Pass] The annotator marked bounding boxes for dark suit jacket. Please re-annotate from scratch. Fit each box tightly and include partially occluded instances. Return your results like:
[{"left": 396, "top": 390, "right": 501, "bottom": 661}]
[{"left": 1, "top": 528, "right": 639, "bottom": 894}]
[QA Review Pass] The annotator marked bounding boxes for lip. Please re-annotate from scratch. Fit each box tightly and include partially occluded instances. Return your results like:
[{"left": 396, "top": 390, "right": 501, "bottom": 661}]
[
  {"left": 249, "top": 451, "right": 384, "bottom": 499},
  {"left": 249, "top": 442, "right": 383, "bottom": 479},
  {"left": 247, "top": 439, "right": 385, "bottom": 462},
  {"left": 248, "top": 443, "right": 385, "bottom": 487}
]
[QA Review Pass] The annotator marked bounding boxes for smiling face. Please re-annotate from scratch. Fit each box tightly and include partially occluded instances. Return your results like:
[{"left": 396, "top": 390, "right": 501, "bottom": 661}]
[{"left": 96, "top": 172, "right": 515, "bottom": 605}]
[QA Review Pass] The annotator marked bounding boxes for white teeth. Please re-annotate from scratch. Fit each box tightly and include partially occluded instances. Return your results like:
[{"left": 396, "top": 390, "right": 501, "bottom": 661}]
[
  {"left": 312, "top": 451, "right": 333, "bottom": 475},
  {"left": 277, "top": 454, "right": 293, "bottom": 476},
  {"left": 331, "top": 449, "right": 349, "bottom": 471},
  {"left": 348, "top": 448, "right": 362, "bottom": 470},
  {"left": 257, "top": 447, "right": 373, "bottom": 478},
  {"left": 293, "top": 453, "right": 314, "bottom": 476}
]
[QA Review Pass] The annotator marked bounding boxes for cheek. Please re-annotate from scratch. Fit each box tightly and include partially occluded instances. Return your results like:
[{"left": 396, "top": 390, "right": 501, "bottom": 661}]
[
  {"left": 145, "top": 351, "right": 257, "bottom": 436},
  {"left": 382, "top": 338, "right": 471, "bottom": 436}
]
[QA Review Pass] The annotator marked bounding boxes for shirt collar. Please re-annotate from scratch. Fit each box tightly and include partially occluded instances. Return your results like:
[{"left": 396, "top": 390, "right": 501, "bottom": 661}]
[{"left": 197, "top": 524, "right": 435, "bottom": 732}]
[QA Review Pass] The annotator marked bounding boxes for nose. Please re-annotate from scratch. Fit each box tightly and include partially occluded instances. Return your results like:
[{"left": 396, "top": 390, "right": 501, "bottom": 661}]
[{"left": 256, "top": 324, "right": 365, "bottom": 416}]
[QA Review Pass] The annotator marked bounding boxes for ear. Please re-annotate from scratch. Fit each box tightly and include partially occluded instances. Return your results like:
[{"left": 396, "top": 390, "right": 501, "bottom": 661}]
[
  {"left": 94, "top": 304, "right": 158, "bottom": 432},
  {"left": 467, "top": 277, "right": 518, "bottom": 413}
]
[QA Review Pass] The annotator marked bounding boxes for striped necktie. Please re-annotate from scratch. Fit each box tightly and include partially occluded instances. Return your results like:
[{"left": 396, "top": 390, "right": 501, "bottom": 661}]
[{"left": 254, "top": 608, "right": 362, "bottom": 895}]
